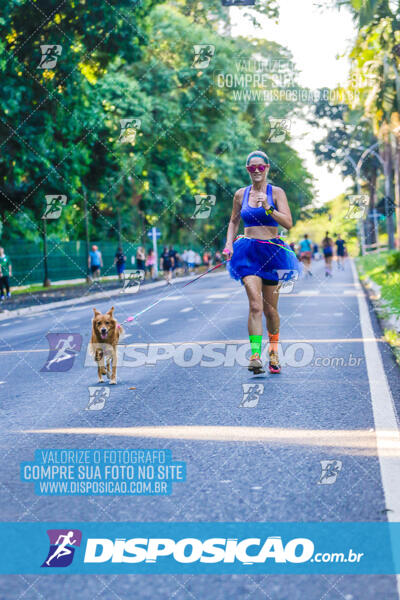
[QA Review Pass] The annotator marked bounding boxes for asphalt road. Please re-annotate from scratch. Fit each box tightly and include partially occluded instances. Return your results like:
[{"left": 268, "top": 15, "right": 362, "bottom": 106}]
[{"left": 1, "top": 258, "right": 400, "bottom": 599}]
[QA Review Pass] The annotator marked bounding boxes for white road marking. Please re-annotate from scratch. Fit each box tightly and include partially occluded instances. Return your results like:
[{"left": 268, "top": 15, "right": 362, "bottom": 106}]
[
  {"left": 351, "top": 260, "right": 400, "bottom": 597},
  {"left": 298, "top": 290, "right": 320, "bottom": 296},
  {"left": 180, "top": 307, "right": 193, "bottom": 313},
  {"left": 207, "top": 293, "right": 230, "bottom": 299},
  {"left": 150, "top": 318, "right": 168, "bottom": 325},
  {"left": 161, "top": 296, "right": 181, "bottom": 301}
]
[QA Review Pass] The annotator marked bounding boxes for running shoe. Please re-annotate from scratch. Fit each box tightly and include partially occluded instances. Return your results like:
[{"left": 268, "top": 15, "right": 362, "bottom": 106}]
[
  {"left": 248, "top": 352, "right": 264, "bottom": 373},
  {"left": 269, "top": 350, "right": 281, "bottom": 374}
]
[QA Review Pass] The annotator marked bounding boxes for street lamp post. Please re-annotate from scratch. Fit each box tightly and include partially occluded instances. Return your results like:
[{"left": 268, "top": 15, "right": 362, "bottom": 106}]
[
  {"left": 42, "top": 217, "right": 51, "bottom": 287},
  {"left": 83, "top": 187, "right": 91, "bottom": 283}
]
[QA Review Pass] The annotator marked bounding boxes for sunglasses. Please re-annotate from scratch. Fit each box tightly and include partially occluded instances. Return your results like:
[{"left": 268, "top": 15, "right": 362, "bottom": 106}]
[{"left": 246, "top": 163, "right": 269, "bottom": 173}]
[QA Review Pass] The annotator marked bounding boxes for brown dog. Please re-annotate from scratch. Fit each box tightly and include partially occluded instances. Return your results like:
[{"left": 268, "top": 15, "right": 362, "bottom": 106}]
[{"left": 90, "top": 307, "right": 123, "bottom": 384}]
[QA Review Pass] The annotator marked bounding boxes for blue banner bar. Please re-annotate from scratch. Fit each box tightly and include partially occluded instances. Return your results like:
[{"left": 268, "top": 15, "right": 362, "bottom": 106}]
[{"left": 1, "top": 522, "right": 400, "bottom": 574}]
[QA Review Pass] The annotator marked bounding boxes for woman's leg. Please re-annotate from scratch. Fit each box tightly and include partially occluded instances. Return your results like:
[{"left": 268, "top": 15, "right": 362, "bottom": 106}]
[
  {"left": 262, "top": 283, "right": 280, "bottom": 335},
  {"left": 262, "top": 282, "right": 281, "bottom": 372},
  {"left": 243, "top": 275, "right": 264, "bottom": 369},
  {"left": 243, "top": 275, "right": 263, "bottom": 336}
]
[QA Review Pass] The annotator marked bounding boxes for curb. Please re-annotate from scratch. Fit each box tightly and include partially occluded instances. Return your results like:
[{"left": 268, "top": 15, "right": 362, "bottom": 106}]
[
  {"left": 0, "top": 270, "right": 227, "bottom": 322},
  {"left": 360, "top": 274, "right": 400, "bottom": 333}
]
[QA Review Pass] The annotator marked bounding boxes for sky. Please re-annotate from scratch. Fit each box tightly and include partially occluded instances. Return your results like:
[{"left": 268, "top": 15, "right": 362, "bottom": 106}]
[{"left": 230, "top": 0, "right": 357, "bottom": 204}]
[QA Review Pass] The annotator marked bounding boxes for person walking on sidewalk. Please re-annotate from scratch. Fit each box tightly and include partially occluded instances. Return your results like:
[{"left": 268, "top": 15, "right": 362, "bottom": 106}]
[
  {"left": 114, "top": 246, "right": 126, "bottom": 281},
  {"left": 89, "top": 245, "right": 103, "bottom": 279},
  {"left": 145, "top": 248, "right": 156, "bottom": 280},
  {"left": 160, "top": 246, "right": 174, "bottom": 284},
  {"left": 136, "top": 246, "right": 146, "bottom": 271},
  {"left": 0, "top": 247, "right": 12, "bottom": 300}
]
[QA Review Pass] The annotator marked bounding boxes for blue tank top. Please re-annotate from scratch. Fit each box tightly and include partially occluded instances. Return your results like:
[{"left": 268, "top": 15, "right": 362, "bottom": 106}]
[{"left": 240, "top": 184, "right": 278, "bottom": 228}]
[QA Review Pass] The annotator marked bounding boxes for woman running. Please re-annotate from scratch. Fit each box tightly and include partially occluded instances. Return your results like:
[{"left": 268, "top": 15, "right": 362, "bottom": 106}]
[
  {"left": 335, "top": 234, "right": 346, "bottom": 270},
  {"left": 299, "top": 234, "right": 313, "bottom": 277},
  {"left": 322, "top": 231, "right": 334, "bottom": 277},
  {"left": 223, "top": 150, "right": 301, "bottom": 374}
]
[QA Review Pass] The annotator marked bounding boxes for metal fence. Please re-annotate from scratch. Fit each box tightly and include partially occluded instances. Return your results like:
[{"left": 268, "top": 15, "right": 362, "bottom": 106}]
[{"left": 3, "top": 240, "right": 206, "bottom": 286}]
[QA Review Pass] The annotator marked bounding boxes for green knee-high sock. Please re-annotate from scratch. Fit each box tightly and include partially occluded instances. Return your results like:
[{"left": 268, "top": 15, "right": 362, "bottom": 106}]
[{"left": 249, "top": 335, "right": 262, "bottom": 356}]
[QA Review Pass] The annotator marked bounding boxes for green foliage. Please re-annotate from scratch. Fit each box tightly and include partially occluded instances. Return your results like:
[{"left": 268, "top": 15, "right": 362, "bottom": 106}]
[
  {"left": 0, "top": 0, "right": 313, "bottom": 256},
  {"left": 386, "top": 250, "right": 400, "bottom": 271}
]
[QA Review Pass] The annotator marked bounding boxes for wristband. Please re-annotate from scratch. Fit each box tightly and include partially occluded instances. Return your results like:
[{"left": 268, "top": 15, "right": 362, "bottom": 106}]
[{"left": 265, "top": 206, "right": 274, "bottom": 216}]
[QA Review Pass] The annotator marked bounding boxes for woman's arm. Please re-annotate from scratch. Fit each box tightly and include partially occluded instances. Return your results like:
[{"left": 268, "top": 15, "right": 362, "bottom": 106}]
[
  {"left": 224, "top": 190, "right": 242, "bottom": 255},
  {"left": 271, "top": 187, "right": 293, "bottom": 230}
]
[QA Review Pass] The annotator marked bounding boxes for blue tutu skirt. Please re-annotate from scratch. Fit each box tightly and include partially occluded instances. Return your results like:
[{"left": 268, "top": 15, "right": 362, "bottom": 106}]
[{"left": 228, "top": 236, "right": 302, "bottom": 284}]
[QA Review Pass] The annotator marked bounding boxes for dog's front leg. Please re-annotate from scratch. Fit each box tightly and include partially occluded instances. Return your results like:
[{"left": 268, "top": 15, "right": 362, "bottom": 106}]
[
  {"left": 95, "top": 348, "right": 106, "bottom": 383},
  {"left": 97, "top": 358, "right": 106, "bottom": 383},
  {"left": 110, "top": 350, "right": 117, "bottom": 385}
]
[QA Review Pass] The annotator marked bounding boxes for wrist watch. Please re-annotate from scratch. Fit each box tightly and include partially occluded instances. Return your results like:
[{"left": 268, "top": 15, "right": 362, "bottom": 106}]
[{"left": 264, "top": 206, "right": 274, "bottom": 216}]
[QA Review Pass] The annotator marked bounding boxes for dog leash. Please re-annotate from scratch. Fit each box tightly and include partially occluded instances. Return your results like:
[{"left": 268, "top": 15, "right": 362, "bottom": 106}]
[
  {"left": 122, "top": 260, "right": 229, "bottom": 325},
  {"left": 233, "top": 234, "right": 296, "bottom": 256}
]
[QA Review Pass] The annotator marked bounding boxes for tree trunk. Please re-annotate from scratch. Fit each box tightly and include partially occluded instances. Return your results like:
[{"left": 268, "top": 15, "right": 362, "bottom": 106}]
[
  {"left": 393, "top": 134, "right": 400, "bottom": 250},
  {"left": 365, "top": 169, "right": 377, "bottom": 245},
  {"left": 382, "top": 140, "right": 396, "bottom": 249}
]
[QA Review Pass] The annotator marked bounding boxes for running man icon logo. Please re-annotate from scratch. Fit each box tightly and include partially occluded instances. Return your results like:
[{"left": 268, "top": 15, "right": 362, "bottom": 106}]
[
  {"left": 42, "top": 195, "right": 67, "bottom": 220},
  {"left": 40, "top": 333, "right": 82, "bottom": 372},
  {"left": 240, "top": 383, "right": 264, "bottom": 408},
  {"left": 119, "top": 118, "right": 141, "bottom": 144},
  {"left": 266, "top": 118, "right": 291, "bottom": 143},
  {"left": 275, "top": 269, "right": 298, "bottom": 294},
  {"left": 318, "top": 460, "right": 342, "bottom": 485},
  {"left": 192, "top": 45, "right": 215, "bottom": 69},
  {"left": 41, "top": 529, "right": 82, "bottom": 568},
  {"left": 346, "top": 195, "right": 368, "bottom": 220},
  {"left": 37, "top": 45, "right": 62, "bottom": 69},
  {"left": 193, "top": 195, "right": 216, "bottom": 219},
  {"left": 86, "top": 386, "right": 110, "bottom": 410},
  {"left": 120, "top": 269, "right": 145, "bottom": 294}
]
